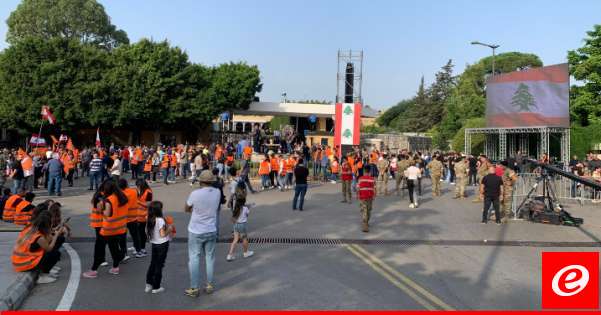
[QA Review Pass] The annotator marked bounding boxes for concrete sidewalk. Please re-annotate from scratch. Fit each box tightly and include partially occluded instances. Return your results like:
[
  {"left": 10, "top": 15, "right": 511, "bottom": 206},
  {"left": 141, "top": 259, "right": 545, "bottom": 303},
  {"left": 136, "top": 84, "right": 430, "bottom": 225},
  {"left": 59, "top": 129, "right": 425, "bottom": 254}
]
[{"left": 0, "top": 227, "right": 38, "bottom": 311}]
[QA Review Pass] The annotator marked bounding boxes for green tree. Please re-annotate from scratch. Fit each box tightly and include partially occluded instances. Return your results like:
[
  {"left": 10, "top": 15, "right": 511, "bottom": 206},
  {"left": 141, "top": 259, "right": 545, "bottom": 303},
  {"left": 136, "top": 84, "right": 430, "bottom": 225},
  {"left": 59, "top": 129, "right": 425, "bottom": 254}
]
[
  {"left": 568, "top": 24, "right": 601, "bottom": 126},
  {"left": 511, "top": 83, "right": 537, "bottom": 111},
  {"left": 0, "top": 37, "right": 111, "bottom": 133},
  {"left": 7, "top": 0, "right": 129, "bottom": 49},
  {"left": 376, "top": 98, "right": 412, "bottom": 127},
  {"left": 452, "top": 117, "right": 486, "bottom": 153}
]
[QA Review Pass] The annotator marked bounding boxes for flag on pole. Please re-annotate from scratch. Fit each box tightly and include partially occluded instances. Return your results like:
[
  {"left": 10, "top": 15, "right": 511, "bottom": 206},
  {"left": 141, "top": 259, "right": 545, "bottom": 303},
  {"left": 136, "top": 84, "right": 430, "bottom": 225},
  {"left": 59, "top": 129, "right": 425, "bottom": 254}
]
[
  {"left": 59, "top": 134, "right": 68, "bottom": 142},
  {"left": 40, "top": 105, "right": 56, "bottom": 124},
  {"left": 95, "top": 128, "right": 101, "bottom": 148}
]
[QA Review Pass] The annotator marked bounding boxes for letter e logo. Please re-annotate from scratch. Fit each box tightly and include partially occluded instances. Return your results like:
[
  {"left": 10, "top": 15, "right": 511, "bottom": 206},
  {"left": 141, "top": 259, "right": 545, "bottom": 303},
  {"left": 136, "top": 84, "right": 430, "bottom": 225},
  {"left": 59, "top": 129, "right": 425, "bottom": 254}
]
[{"left": 542, "top": 252, "right": 598, "bottom": 309}]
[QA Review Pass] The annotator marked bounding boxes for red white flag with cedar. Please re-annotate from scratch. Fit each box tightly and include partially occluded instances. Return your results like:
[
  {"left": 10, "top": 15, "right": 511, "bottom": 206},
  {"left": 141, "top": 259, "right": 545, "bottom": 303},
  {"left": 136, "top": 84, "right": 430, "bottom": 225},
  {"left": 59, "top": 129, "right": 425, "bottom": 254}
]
[
  {"left": 40, "top": 105, "right": 56, "bottom": 124},
  {"left": 95, "top": 128, "right": 101, "bottom": 148}
]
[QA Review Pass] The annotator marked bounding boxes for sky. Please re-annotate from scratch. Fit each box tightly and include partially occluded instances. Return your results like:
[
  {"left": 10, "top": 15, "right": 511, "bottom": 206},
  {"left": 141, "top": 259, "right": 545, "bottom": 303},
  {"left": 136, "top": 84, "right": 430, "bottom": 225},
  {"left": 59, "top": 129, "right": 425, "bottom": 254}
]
[{"left": 0, "top": 0, "right": 600, "bottom": 110}]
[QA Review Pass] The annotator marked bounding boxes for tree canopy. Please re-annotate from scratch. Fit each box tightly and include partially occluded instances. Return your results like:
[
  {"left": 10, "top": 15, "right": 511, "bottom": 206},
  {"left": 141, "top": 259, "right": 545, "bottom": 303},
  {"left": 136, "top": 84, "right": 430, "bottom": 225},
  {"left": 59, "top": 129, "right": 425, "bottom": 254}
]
[
  {"left": 568, "top": 24, "right": 601, "bottom": 126},
  {"left": 0, "top": 0, "right": 262, "bottom": 137},
  {"left": 7, "top": 0, "right": 129, "bottom": 49}
]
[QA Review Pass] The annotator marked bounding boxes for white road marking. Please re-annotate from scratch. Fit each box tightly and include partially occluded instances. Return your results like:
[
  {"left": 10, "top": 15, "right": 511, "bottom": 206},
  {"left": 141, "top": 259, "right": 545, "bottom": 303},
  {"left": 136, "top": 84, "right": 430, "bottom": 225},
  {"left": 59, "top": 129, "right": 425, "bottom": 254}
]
[{"left": 56, "top": 243, "right": 81, "bottom": 311}]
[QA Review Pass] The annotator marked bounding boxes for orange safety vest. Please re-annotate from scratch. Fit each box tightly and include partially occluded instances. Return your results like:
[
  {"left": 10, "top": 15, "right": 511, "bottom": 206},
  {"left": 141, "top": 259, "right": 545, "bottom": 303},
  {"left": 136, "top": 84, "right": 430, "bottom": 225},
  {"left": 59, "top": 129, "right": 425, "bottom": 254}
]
[
  {"left": 21, "top": 156, "right": 33, "bottom": 175},
  {"left": 285, "top": 158, "right": 295, "bottom": 173},
  {"left": 270, "top": 158, "right": 279, "bottom": 174},
  {"left": 124, "top": 188, "right": 139, "bottom": 223},
  {"left": 258, "top": 160, "right": 271, "bottom": 175},
  {"left": 161, "top": 155, "right": 170, "bottom": 169},
  {"left": 331, "top": 161, "right": 340, "bottom": 174},
  {"left": 137, "top": 188, "right": 152, "bottom": 222},
  {"left": 89, "top": 205, "right": 103, "bottom": 229},
  {"left": 2, "top": 195, "right": 22, "bottom": 222},
  {"left": 62, "top": 155, "right": 74, "bottom": 174},
  {"left": 170, "top": 153, "right": 178, "bottom": 167},
  {"left": 165, "top": 215, "right": 176, "bottom": 237},
  {"left": 100, "top": 194, "right": 128, "bottom": 236},
  {"left": 12, "top": 226, "right": 44, "bottom": 272},
  {"left": 325, "top": 148, "right": 332, "bottom": 158},
  {"left": 143, "top": 159, "right": 152, "bottom": 172},
  {"left": 370, "top": 152, "right": 378, "bottom": 164},
  {"left": 14, "top": 201, "right": 33, "bottom": 226},
  {"left": 243, "top": 146, "right": 252, "bottom": 159}
]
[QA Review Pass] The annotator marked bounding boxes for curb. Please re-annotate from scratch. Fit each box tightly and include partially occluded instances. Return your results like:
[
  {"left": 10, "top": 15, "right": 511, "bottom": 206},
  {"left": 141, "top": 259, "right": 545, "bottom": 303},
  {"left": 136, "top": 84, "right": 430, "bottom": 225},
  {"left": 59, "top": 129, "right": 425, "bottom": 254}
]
[{"left": 0, "top": 270, "right": 39, "bottom": 311}]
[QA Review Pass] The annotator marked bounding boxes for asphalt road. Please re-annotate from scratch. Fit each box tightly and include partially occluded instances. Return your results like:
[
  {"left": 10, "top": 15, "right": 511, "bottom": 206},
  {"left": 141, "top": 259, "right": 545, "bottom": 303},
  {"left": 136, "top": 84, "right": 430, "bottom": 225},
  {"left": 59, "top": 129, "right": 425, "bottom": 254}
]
[{"left": 16, "top": 177, "right": 601, "bottom": 310}]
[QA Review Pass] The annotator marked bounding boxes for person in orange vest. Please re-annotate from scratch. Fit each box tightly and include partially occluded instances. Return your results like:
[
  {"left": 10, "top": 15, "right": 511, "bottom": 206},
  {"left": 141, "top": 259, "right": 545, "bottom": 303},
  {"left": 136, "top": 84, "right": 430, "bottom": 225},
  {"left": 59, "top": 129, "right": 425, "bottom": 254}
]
[
  {"left": 243, "top": 146, "right": 252, "bottom": 160},
  {"left": 369, "top": 150, "right": 379, "bottom": 177},
  {"left": 258, "top": 155, "right": 271, "bottom": 190},
  {"left": 14, "top": 192, "right": 35, "bottom": 226},
  {"left": 12, "top": 210, "right": 68, "bottom": 284},
  {"left": 269, "top": 153, "right": 280, "bottom": 189},
  {"left": 21, "top": 152, "right": 34, "bottom": 192},
  {"left": 278, "top": 156, "right": 288, "bottom": 191},
  {"left": 143, "top": 156, "right": 152, "bottom": 181},
  {"left": 330, "top": 156, "right": 340, "bottom": 184},
  {"left": 169, "top": 151, "right": 178, "bottom": 182},
  {"left": 131, "top": 147, "right": 143, "bottom": 180},
  {"left": 136, "top": 178, "right": 153, "bottom": 255},
  {"left": 82, "top": 190, "right": 108, "bottom": 278},
  {"left": 3, "top": 189, "right": 26, "bottom": 222},
  {"left": 224, "top": 153, "right": 235, "bottom": 182},
  {"left": 286, "top": 155, "right": 296, "bottom": 189},
  {"left": 118, "top": 179, "right": 145, "bottom": 258},
  {"left": 93, "top": 180, "right": 129, "bottom": 276},
  {"left": 160, "top": 153, "right": 170, "bottom": 185},
  {"left": 63, "top": 151, "right": 76, "bottom": 187},
  {"left": 357, "top": 165, "right": 376, "bottom": 232},
  {"left": 0, "top": 188, "right": 12, "bottom": 220},
  {"left": 340, "top": 157, "right": 353, "bottom": 203}
]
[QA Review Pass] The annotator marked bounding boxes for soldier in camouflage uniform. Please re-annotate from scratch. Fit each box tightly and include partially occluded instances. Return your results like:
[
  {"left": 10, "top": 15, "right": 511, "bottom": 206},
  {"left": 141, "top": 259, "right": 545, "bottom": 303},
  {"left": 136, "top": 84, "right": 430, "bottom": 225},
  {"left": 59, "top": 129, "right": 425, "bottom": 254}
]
[
  {"left": 426, "top": 154, "right": 443, "bottom": 196},
  {"left": 501, "top": 161, "right": 518, "bottom": 222},
  {"left": 473, "top": 155, "right": 491, "bottom": 202},
  {"left": 358, "top": 166, "right": 376, "bottom": 232},
  {"left": 453, "top": 156, "right": 468, "bottom": 199},
  {"left": 395, "top": 155, "right": 410, "bottom": 197},
  {"left": 376, "top": 154, "right": 390, "bottom": 195}
]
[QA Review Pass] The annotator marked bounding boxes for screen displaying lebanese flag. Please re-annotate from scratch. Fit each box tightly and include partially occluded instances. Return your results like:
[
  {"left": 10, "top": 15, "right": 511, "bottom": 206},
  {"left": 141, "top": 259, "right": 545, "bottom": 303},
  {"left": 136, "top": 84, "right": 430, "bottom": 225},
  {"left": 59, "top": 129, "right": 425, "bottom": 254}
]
[
  {"left": 334, "top": 102, "right": 361, "bottom": 148},
  {"left": 485, "top": 63, "right": 569, "bottom": 128}
]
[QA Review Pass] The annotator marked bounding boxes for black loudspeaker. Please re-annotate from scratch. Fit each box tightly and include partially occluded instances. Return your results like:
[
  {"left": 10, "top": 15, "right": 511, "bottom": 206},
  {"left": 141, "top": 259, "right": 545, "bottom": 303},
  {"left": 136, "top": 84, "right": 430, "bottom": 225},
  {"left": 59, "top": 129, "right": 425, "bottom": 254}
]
[{"left": 344, "top": 62, "right": 354, "bottom": 104}]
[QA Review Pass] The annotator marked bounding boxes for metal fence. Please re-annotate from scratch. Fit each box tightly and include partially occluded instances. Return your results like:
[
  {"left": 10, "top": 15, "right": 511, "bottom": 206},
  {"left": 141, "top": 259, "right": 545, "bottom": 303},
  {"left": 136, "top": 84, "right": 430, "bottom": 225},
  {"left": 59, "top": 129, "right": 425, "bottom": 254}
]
[{"left": 511, "top": 173, "right": 601, "bottom": 215}]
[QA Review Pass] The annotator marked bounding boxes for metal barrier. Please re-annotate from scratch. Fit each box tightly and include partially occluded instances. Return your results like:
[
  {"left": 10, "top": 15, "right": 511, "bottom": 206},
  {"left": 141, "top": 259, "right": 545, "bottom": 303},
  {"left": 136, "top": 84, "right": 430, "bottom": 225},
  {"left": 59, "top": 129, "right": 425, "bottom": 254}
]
[{"left": 511, "top": 173, "right": 601, "bottom": 215}]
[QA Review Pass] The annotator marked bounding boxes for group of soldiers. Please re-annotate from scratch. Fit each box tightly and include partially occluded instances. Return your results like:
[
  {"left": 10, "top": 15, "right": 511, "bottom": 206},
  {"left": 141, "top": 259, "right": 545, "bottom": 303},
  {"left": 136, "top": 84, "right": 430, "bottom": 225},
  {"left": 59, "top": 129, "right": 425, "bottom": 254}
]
[{"left": 340, "top": 150, "right": 520, "bottom": 231}]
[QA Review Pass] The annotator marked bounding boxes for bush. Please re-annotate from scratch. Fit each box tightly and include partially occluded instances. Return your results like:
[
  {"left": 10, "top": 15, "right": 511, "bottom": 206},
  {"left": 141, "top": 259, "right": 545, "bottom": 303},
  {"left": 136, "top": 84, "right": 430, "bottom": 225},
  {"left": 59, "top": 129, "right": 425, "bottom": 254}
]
[{"left": 571, "top": 123, "right": 601, "bottom": 158}]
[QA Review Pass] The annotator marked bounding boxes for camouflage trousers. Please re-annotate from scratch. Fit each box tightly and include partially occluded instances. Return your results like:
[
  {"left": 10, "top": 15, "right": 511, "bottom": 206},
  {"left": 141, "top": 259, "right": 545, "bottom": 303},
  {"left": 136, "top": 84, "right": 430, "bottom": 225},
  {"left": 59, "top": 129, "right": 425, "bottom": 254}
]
[
  {"left": 431, "top": 174, "right": 441, "bottom": 196},
  {"left": 377, "top": 172, "right": 388, "bottom": 195},
  {"left": 342, "top": 180, "right": 352, "bottom": 202},
  {"left": 395, "top": 173, "right": 405, "bottom": 197},
  {"left": 502, "top": 188, "right": 514, "bottom": 218},
  {"left": 455, "top": 176, "right": 466, "bottom": 197},
  {"left": 360, "top": 199, "right": 373, "bottom": 223}
]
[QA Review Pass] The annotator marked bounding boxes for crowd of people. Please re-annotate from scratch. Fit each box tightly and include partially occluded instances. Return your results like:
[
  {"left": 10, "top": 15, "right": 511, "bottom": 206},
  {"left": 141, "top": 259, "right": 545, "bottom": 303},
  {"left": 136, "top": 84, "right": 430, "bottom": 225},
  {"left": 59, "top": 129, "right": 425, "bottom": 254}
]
[{"left": 2, "top": 137, "right": 598, "bottom": 296}]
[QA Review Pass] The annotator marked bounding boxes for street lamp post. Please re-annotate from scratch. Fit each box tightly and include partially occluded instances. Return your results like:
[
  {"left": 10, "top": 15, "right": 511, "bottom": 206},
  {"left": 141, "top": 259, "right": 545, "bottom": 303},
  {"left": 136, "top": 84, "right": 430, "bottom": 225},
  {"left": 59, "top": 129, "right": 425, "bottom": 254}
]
[{"left": 471, "top": 41, "right": 500, "bottom": 76}]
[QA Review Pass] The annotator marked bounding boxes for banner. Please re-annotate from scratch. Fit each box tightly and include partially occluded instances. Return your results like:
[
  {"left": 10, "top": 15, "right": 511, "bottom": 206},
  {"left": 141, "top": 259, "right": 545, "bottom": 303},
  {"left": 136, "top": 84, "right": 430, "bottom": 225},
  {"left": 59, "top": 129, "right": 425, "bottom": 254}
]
[
  {"left": 334, "top": 103, "right": 361, "bottom": 150},
  {"left": 29, "top": 134, "right": 47, "bottom": 147},
  {"left": 486, "top": 63, "right": 569, "bottom": 128}
]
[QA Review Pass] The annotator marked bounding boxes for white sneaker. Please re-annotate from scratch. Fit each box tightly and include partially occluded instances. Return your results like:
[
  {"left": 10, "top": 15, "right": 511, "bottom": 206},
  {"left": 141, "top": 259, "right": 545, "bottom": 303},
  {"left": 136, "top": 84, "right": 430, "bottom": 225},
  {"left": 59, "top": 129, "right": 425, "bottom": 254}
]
[
  {"left": 51, "top": 266, "right": 62, "bottom": 272},
  {"left": 151, "top": 287, "right": 165, "bottom": 294},
  {"left": 226, "top": 254, "right": 235, "bottom": 262},
  {"left": 121, "top": 255, "right": 131, "bottom": 264},
  {"left": 100, "top": 262, "right": 109, "bottom": 267},
  {"left": 145, "top": 284, "right": 152, "bottom": 293},
  {"left": 128, "top": 247, "right": 136, "bottom": 252},
  {"left": 37, "top": 274, "right": 57, "bottom": 284},
  {"left": 243, "top": 251, "right": 254, "bottom": 258},
  {"left": 409, "top": 203, "right": 415, "bottom": 208},
  {"left": 414, "top": 203, "right": 419, "bottom": 208},
  {"left": 190, "top": 183, "right": 194, "bottom": 187}
]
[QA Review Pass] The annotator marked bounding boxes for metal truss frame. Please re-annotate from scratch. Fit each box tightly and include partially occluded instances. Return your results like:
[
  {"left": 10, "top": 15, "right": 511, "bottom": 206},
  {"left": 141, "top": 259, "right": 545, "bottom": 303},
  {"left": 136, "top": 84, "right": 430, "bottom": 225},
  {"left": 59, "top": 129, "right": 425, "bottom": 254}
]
[{"left": 465, "top": 126, "right": 570, "bottom": 165}]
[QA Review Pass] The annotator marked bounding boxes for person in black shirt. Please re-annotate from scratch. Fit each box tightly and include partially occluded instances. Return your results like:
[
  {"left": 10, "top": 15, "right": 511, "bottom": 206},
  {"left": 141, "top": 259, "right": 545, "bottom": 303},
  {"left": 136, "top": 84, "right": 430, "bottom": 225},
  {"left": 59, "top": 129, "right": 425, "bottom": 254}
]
[
  {"left": 468, "top": 156, "right": 478, "bottom": 186},
  {"left": 292, "top": 159, "right": 309, "bottom": 211},
  {"left": 480, "top": 166, "right": 504, "bottom": 224}
]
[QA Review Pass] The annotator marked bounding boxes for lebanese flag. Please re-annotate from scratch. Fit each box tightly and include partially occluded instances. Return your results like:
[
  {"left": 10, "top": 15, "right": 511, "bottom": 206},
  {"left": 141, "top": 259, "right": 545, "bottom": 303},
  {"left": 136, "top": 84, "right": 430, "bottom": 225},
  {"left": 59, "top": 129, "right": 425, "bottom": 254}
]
[
  {"left": 40, "top": 105, "right": 56, "bottom": 124},
  {"left": 334, "top": 103, "right": 362, "bottom": 154},
  {"left": 95, "top": 128, "right": 101, "bottom": 148}
]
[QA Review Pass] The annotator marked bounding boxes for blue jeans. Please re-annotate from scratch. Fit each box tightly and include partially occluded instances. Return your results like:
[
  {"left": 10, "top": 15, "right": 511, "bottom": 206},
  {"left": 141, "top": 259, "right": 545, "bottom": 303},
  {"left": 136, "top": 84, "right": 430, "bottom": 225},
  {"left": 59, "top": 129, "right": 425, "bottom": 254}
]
[
  {"left": 162, "top": 168, "right": 169, "bottom": 184},
  {"left": 12, "top": 179, "right": 22, "bottom": 194},
  {"left": 48, "top": 174, "right": 62, "bottom": 195},
  {"left": 293, "top": 184, "right": 307, "bottom": 210},
  {"left": 89, "top": 171, "right": 100, "bottom": 190},
  {"left": 261, "top": 174, "right": 270, "bottom": 188},
  {"left": 188, "top": 231, "right": 217, "bottom": 289}
]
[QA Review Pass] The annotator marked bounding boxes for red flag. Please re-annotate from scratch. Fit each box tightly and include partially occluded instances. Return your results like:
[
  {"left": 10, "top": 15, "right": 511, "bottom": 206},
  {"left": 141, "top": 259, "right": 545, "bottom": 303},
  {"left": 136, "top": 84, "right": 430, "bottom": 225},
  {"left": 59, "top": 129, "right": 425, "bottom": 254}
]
[
  {"left": 40, "top": 105, "right": 56, "bottom": 124},
  {"left": 95, "top": 128, "right": 101, "bottom": 148}
]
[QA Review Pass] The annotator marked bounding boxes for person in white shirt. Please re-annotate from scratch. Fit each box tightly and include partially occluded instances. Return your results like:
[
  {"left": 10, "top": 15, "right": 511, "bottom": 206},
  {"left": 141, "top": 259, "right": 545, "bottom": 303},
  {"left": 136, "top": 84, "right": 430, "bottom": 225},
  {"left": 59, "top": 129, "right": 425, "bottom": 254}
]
[
  {"left": 404, "top": 163, "right": 422, "bottom": 208},
  {"left": 184, "top": 170, "right": 220, "bottom": 298},
  {"left": 110, "top": 154, "right": 122, "bottom": 181},
  {"left": 226, "top": 195, "right": 254, "bottom": 261},
  {"left": 145, "top": 201, "right": 173, "bottom": 294}
]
